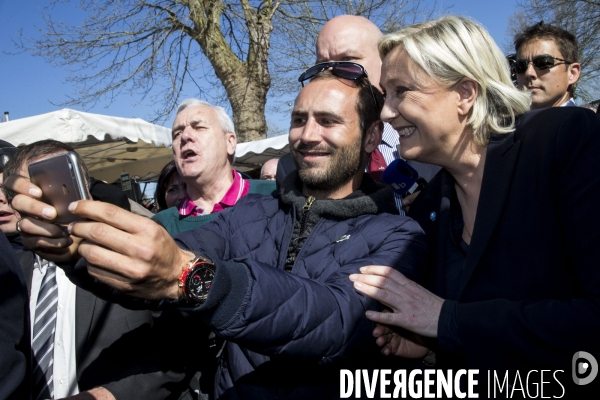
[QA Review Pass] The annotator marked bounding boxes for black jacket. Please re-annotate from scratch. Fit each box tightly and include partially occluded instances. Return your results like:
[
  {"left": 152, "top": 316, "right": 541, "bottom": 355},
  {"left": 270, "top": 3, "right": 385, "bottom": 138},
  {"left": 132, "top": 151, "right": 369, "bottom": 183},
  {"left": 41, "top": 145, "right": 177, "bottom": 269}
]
[
  {"left": 64, "top": 174, "right": 428, "bottom": 399},
  {"left": 409, "top": 107, "right": 600, "bottom": 396},
  {"left": 18, "top": 247, "right": 190, "bottom": 398},
  {"left": 0, "top": 234, "right": 30, "bottom": 400}
]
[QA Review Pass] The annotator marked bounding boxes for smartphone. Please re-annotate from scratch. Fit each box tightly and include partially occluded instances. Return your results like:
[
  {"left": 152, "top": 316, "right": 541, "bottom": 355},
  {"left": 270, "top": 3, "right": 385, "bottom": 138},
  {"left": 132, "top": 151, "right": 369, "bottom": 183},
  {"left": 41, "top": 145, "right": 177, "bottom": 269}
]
[{"left": 28, "top": 151, "right": 90, "bottom": 224}]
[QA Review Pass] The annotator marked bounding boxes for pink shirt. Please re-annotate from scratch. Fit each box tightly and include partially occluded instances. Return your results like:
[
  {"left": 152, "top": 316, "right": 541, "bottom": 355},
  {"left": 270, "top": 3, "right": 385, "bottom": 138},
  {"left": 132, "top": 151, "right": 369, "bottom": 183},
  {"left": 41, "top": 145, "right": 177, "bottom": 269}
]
[{"left": 179, "top": 170, "right": 250, "bottom": 217}]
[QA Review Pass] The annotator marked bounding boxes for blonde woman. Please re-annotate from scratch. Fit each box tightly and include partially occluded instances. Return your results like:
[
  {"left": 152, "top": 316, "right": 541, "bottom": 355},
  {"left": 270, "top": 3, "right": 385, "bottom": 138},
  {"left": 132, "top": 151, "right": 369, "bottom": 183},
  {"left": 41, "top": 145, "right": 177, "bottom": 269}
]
[{"left": 350, "top": 15, "right": 600, "bottom": 396}]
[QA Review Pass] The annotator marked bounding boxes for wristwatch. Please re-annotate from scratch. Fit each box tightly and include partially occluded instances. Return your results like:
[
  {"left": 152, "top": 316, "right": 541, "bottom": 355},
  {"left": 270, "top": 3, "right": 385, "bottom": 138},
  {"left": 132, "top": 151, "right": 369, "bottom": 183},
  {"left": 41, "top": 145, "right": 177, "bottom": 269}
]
[{"left": 179, "top": 254, "right": 216, "bottom": 305}]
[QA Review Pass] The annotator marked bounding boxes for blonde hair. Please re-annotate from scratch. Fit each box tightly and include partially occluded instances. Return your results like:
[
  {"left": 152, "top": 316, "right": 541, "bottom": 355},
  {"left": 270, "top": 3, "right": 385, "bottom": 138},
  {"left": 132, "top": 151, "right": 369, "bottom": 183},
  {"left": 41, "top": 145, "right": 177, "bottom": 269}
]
[{"left": 379, "top": 16, "right": 531, "bottom": 146}]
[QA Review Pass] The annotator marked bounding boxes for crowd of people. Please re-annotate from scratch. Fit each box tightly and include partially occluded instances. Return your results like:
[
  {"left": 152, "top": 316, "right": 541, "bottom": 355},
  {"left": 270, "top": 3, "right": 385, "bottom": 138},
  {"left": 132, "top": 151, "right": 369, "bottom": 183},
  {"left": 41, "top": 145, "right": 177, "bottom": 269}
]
[{"left": 1, "top": 13, "right": 599, "bottom": 400}]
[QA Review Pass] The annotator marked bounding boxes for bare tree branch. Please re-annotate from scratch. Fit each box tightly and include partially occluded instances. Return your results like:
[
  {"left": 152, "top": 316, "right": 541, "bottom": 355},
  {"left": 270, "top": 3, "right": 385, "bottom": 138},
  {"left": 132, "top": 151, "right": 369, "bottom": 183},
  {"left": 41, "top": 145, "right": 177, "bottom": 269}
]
[{"left": 13, "top": 0, "right": 445, "bottom": 141}]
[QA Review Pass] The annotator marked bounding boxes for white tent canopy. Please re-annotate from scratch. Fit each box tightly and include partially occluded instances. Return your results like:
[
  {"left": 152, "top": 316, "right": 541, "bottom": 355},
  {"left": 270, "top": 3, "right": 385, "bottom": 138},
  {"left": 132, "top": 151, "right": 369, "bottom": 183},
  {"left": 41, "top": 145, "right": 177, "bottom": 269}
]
[
  {"left": 0, "top": 108, "right": 173, "bottom": 182},
  {"left": 234, "top": 134, "right": 289, "bottom": 170},
  {"left": 1, "top": 108, "right": 173, "bottom": 147},
  {"left": 0, "top": 108, "right": 289, "bottom": 182}
]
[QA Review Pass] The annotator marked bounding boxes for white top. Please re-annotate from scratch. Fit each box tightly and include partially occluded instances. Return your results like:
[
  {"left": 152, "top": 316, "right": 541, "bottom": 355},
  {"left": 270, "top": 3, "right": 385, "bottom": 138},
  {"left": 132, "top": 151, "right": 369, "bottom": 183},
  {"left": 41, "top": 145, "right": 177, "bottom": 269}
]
[
  {"left": 30, "top": 256, "right": 79, "bottom": 398},
  {"left": 560, "top": 98, "right": 576, "bottom": 107}
]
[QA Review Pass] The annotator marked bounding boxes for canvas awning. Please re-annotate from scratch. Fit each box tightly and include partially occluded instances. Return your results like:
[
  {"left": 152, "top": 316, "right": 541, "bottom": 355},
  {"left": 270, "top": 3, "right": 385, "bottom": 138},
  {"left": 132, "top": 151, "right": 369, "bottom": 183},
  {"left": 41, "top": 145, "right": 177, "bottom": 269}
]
[
  {"left": 0, "top": 108, "right": 290, "bottom": 182},
  {"left": 234, "top": 134, "right": 289, "bottom": 170},
  {"left": 0, "top": 108, "right": 173, "bottom": 182}
]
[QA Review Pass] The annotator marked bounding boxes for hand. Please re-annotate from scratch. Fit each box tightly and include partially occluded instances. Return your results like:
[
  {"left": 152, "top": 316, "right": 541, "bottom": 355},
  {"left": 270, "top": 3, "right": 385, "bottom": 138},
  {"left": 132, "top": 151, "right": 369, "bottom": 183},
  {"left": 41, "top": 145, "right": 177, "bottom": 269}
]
[
  {"left": 67, "top": 200, "right": 194, "bottom": 300},
  {"left": 349, "top": 265, "right": 444, "bottom": 338},
  {"left": 372, "top": 315, "right": 430, "bottom": 359},
  {"left": 59, "top": 387, "right": 116, "bottom": 399},
  {"left": 401, "top": 190, "right": 420, "bottom": 213},
  {"left": 4, "top": 174, "right": 80, "bottom": 263}
]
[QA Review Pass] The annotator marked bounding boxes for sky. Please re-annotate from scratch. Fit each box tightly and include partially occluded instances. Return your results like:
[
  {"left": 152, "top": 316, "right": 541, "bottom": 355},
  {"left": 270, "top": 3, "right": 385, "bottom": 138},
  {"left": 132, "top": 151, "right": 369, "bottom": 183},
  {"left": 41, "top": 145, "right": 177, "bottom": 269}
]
[{"left": 0, "top": 0, "right": 519, "bottom": 130}]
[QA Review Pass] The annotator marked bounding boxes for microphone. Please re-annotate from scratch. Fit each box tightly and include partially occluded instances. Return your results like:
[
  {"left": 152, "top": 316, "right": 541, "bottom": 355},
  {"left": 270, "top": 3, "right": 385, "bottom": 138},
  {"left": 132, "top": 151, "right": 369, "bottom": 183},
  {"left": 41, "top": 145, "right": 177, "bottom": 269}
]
[{"left": 382, "top": 158, "right": 427, "bottom": 197}]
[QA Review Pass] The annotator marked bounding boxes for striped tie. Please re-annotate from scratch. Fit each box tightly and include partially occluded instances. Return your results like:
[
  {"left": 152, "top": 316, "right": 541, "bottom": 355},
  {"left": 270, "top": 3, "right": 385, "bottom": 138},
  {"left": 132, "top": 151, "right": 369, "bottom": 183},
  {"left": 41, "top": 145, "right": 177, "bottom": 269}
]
[{"left": 32, "top": 259, "right": 58, "bottom": 400}]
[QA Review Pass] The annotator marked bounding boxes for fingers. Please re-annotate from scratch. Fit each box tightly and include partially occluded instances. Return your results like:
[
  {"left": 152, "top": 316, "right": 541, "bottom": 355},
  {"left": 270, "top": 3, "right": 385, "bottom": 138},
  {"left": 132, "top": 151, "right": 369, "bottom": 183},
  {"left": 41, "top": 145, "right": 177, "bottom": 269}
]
[
  {"left": 351, "top": 280, "right": 401, "bottom": 311},
  {"left": 373, "top": 324, "right": 431, "bottom": 358},
  {"left": 381, "top": 344, "right": 392, "bottom": 356},
  {"left": 353, "top": 265, "right": 409, "bottom": 286},
  {"left": 374, "top": 325, "right": 402, "bottom": 357},
  {"left": 365, "top": 310, "right": 401, "bottom": 326},
  {"left": 21, "top": 233, "right": 73, "bottom": 250},
  {"left": 352, "top": 266, "right": 444, "bottom": 337},
  {"left": 25, "top": 236, "right": 82, "bottom": 264},
  {"left": 373, "top": 323, "right": 393, "bottom": 338},
  {"left": 19, "top": 216, "right": 68, "bottom": 238},
  {"left": 81, "top": 239, "right": 175, "bottom": 300},
  {"left": 401, "top": 191, "right": 420, "bottom": 211},
  {"left": 69, "top": 217, "right": 166, "bottom": 262},
  {"left": 364, "top": 292, "right": 443, "bottom": 338},
  {"left": 350, "top": 272, "right": 406, "bottom": 299},
  {"left": 80, "top": 241, "right": 142, "bottom": 285},
  {"left": 2, "top": 175, "right": 56, "bottom": 221},
  {"left": 373, "top": 324, "right": 395, "bottom": 355},
  {"left": 72, "top": 213, "right": 188, "bottom": 301},
  {"left": 79, "top": 240, "right": 183, "bottom": 300},
  {"left": 2, "top": 174, "right": 42, "bottom": 199},
  {"left": 360, "top": 265, "right": 407, "bottom": 280},
  {"left": 70, "top": 220, "right": 134, "bottom": 257},
  {"left": 11, "top": 194, "right": 58, "bottom": 221},
  {"left": 68, "top": 200, "right": 152, "bottom": 235},
  {"left": 349, "top": 266, "right": 415, "bottom": 309}
]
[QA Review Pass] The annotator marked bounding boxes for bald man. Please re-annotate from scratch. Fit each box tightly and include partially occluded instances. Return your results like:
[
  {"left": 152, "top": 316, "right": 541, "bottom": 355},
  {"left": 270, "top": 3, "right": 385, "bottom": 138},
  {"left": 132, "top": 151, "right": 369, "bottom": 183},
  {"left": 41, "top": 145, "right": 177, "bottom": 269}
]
[
  {"left": 278, "top": 15, "right": 440, "bottom": 212},
  {"left": 316, "top": 15, "right": 384, "bottom": 92},
  {"left": 260, "top": 158, "right": 279, "bottom": 180},
  {"left": 319, "top": 15, "right": 440, "bottom": 186}
]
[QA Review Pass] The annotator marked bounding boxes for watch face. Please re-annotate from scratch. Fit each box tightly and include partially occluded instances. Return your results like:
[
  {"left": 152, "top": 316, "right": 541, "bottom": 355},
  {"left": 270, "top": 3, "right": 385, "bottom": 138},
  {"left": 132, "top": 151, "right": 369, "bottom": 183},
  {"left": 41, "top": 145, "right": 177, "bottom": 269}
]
[{"left": 186, "top": 264, "right": 215, "bottom": 303}]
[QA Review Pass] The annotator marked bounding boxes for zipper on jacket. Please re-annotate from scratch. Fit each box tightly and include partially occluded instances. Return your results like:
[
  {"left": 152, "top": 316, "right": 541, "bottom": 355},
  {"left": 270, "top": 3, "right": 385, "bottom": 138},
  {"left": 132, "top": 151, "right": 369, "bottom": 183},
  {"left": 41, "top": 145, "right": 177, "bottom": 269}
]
[
  {"left": 284, "top": 196, "right": 316, "bottom": 271},
  {"left": 299, "top": 196, "right": 315, "bottom": 236}
]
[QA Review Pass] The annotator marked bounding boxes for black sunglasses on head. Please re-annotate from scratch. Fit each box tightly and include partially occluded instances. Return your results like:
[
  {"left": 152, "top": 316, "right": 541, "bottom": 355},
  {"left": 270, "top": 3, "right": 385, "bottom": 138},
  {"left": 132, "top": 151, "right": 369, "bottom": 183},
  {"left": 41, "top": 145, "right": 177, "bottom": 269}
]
[
  {"left": 298, "top": 61, "right": 369, "bottom": 84},
  {"left": 298, "top": 61, "right": 379, "bottom": 105},
  {"left": 515, "top": 55, "right": 574, "bottom": 74}
]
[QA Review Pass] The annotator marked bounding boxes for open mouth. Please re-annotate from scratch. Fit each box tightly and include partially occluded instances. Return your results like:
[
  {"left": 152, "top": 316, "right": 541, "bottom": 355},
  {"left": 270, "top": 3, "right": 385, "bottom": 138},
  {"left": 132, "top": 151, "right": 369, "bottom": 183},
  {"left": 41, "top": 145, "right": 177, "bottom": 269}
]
[
  {"left": 181, "top": 149, "right": 198, "bottom": 160},
  {"left": 0, "top": 210, "right": 15, "bottom": 221}
]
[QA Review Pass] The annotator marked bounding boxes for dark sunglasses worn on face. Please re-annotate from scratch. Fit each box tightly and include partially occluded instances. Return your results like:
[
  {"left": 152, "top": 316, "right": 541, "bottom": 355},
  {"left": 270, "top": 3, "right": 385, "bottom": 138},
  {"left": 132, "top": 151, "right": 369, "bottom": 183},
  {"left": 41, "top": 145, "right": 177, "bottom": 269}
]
[
  {"left": 298, "top": 61, "right": 379, "bottom": 106},
  {"left": 515, "top": 55, "right": 574, "bottom": 74}
]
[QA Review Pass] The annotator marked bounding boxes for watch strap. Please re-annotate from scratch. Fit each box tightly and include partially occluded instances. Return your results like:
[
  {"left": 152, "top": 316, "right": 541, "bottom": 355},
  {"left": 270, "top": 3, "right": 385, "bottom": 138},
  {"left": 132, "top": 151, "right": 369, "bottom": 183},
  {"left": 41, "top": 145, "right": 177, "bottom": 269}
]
[{"left": 178, "top": 254, "right": 214, "bottom": 302}]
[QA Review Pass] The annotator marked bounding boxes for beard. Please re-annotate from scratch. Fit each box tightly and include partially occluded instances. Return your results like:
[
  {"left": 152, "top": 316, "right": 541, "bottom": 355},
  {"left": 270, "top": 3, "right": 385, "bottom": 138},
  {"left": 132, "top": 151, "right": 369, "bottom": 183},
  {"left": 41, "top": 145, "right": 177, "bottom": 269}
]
[{"left": 292, "top": 133, "right": 365, "bottom": 194}]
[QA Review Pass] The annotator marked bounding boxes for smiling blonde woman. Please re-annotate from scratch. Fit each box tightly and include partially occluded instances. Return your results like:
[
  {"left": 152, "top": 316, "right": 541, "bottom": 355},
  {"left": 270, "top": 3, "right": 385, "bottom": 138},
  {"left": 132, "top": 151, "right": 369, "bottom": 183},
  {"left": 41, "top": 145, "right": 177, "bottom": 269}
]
[{"left": 350, "top": 15, "right": 600, "bottom": 397}]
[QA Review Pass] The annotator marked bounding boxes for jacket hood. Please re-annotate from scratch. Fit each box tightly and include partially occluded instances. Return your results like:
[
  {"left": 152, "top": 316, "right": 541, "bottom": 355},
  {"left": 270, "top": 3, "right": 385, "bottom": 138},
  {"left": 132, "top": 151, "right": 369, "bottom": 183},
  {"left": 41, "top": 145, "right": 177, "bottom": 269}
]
[{"left": 280, "top": 171, "right": 398, "bottom": 221}]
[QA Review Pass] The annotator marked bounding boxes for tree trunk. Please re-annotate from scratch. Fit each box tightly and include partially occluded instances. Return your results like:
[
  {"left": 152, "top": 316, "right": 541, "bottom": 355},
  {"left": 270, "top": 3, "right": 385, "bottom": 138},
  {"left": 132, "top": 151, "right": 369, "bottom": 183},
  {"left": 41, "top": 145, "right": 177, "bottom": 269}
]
[{"left": 186, "top": 0, "right": 274, "bottom": 142}]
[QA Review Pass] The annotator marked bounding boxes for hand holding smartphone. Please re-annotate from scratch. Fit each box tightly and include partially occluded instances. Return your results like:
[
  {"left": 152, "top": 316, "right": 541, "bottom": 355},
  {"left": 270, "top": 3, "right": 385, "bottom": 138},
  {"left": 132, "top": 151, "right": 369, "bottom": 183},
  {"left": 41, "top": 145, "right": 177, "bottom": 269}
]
[{"left": 28, "top": 151, "right": 90, "bottom": 224}]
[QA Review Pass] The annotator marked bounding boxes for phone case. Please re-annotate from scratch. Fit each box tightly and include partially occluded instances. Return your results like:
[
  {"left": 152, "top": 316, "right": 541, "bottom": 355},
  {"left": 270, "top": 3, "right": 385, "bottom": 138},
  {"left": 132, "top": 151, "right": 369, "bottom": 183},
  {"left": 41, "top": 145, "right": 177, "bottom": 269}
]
[{"left": 28, "top": 151, "right": 90, "bottom": 224}]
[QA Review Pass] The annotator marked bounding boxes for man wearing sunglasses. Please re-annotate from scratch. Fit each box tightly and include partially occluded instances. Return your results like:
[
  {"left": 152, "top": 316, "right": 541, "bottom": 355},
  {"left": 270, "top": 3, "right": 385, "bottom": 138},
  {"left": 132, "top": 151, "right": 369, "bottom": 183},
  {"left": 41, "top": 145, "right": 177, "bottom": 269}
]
[{"left": 514, "top": 22, "right": 581, "bottom": 109}]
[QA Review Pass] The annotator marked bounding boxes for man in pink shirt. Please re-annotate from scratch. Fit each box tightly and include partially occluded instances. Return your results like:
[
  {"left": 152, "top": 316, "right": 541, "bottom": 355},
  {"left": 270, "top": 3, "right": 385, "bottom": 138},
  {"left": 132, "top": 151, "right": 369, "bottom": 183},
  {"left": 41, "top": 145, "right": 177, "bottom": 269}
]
[{"left": 153, "top": 98, "right": 275, "bottom": 235}]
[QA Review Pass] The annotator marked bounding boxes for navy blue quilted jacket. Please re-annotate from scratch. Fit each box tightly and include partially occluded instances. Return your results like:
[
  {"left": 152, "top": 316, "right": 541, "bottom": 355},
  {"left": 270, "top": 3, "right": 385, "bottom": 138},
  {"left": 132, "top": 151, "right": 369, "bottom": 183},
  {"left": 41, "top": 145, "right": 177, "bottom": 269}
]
[
  {"left": 63, "top": 174, "right": 427, "bottom": 399},
  {"left": 173, "top": 174, "right": 428, "bottom": 399}
]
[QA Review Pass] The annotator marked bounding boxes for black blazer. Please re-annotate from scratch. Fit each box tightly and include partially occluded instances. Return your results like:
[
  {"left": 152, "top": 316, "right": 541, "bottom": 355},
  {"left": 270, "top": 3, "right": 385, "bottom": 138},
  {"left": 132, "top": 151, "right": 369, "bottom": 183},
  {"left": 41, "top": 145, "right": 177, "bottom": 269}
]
[
  {"left": 409, "top": 107, "right": 600, "bottom": 388},
  {"left": 0, "top": 235, "right": 30, "bottom": 400},
  {"left": 18, "top": 250, "right": 187, "bottom": 398}
]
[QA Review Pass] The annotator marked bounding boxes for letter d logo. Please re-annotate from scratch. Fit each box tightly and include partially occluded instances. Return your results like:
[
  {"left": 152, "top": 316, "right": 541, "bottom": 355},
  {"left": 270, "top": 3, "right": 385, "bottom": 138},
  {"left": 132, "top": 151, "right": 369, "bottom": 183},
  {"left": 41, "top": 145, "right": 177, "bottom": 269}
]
[{"left": 572, "top": 351, "right": 598, "bottom": 385}]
